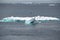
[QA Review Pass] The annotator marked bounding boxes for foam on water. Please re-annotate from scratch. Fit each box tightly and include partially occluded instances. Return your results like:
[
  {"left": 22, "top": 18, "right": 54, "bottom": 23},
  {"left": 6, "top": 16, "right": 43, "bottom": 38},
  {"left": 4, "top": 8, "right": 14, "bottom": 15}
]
[{"left": 0, "top": 16, "right": 60, "bottom": 24}]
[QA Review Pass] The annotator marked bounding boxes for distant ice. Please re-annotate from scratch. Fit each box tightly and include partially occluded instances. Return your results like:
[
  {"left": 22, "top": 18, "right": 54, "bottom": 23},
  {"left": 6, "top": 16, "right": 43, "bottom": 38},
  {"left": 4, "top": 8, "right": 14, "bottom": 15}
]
[{"left": 0, "top": 16, "right": 60, "bottom": 24}]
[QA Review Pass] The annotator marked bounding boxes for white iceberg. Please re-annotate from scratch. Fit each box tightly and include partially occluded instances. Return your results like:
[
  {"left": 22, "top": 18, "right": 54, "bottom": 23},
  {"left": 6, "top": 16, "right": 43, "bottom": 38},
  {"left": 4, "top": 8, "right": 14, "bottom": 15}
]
[{"left": 0, "top": 16, "right": 60, "bottom": 24}]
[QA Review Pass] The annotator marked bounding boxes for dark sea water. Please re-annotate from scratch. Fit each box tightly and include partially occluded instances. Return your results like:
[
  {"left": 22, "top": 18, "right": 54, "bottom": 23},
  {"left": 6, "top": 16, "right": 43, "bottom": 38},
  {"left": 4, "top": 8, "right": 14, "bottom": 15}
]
[{"left": 0, "top": 3, "right": 60, "bottom": 40}]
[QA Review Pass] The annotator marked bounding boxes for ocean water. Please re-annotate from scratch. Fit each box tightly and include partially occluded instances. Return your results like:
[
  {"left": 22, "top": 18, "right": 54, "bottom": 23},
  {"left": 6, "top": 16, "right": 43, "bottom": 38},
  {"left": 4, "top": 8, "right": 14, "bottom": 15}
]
[
  {"left": 0, "top": 3, "right": 60, "bottom": 18},
  {"left": 0, "top": 22, "right": 60, "bottom": 40},
  {"left": 0, "top": 3, "right": 60, "bottom": 40}
]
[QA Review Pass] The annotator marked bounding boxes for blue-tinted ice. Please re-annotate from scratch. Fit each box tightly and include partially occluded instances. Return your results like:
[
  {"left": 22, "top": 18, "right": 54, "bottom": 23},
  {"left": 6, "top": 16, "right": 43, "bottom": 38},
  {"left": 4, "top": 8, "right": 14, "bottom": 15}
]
[{"left": 0, "top": 16, "right": 60, "bottom": 24}]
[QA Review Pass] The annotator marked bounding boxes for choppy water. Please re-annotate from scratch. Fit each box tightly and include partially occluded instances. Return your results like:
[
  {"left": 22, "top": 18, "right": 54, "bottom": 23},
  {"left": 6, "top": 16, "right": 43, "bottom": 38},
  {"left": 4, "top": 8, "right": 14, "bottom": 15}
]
[
  {"left": 0, "top": 3, "right": 60, "bottom": 40},
  {"left": 0, "top": 22, "right": 60, "bottom": 40},
  {"left": 0, "top": 3, "right": 60, "bottom": 19}
]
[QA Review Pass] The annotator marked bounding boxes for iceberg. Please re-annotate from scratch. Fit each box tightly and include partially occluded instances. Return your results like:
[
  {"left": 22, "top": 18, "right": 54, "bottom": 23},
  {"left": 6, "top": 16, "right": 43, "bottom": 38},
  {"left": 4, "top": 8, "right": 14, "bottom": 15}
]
[{"left": 0, "top": 16, "right": 60, "bottom": 24}]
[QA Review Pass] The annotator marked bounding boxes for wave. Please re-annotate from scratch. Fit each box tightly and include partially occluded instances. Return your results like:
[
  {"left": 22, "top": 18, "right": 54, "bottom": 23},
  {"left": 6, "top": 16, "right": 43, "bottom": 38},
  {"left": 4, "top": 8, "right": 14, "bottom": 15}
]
[{"left": 0, "top": 16, "right": 60, "bottom": 24}]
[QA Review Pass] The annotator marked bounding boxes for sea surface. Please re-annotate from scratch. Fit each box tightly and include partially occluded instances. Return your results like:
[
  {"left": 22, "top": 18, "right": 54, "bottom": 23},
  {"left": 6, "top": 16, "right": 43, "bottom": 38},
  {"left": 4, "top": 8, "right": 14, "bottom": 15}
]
[{"left": 0, "top": 3, "right": 60, "bottom": 40}]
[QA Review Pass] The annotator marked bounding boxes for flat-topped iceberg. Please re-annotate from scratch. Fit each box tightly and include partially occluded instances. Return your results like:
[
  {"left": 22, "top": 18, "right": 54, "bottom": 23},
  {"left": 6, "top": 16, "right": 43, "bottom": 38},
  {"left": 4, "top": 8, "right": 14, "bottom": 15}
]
[
  {"left": 0, "top": 16, "right": 60, "bottom": 24},
  {"left": 35, "top": 16, "right": 59, "bottom": 21}
]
